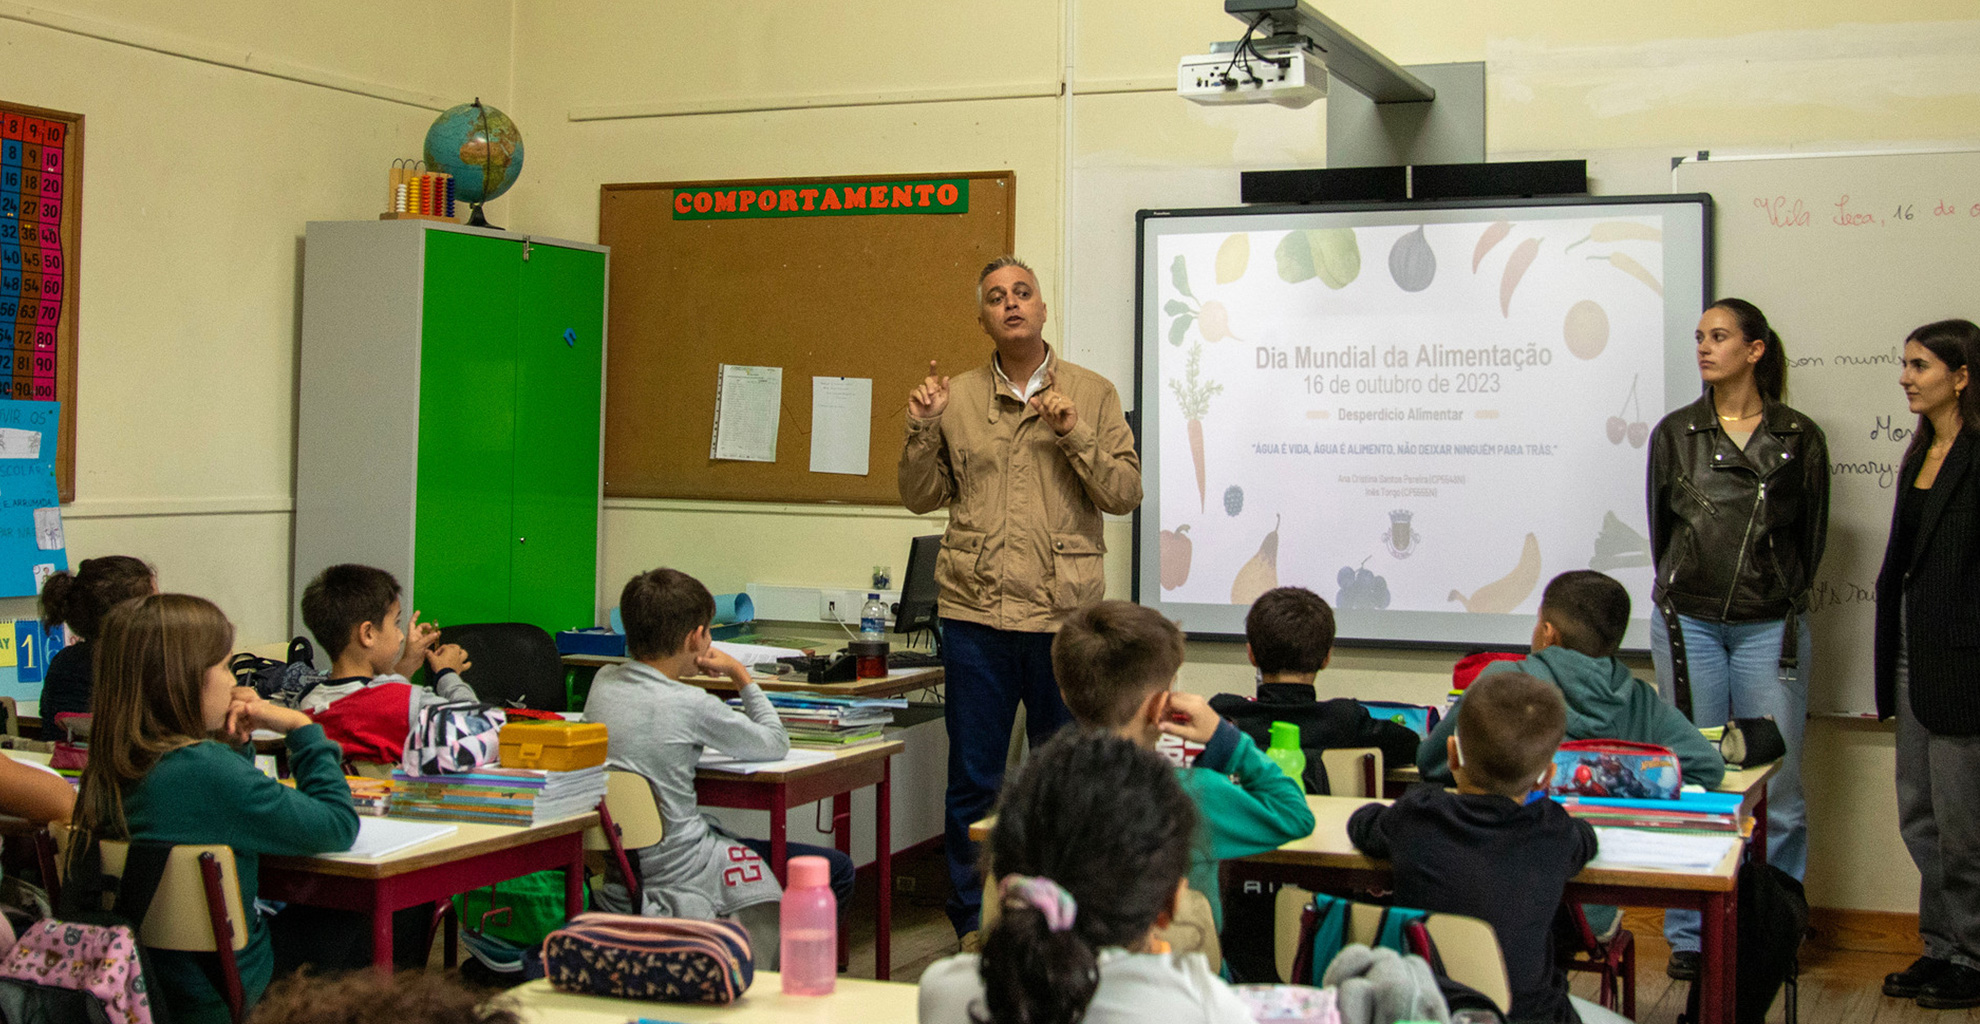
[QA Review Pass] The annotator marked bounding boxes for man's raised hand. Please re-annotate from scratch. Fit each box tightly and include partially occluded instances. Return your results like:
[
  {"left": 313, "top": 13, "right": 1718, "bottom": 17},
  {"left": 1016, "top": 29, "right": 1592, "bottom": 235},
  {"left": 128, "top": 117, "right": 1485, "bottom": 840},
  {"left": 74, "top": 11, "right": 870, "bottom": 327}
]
[{"left": 909, "top": 360, "right": 951, "bottom": 420}]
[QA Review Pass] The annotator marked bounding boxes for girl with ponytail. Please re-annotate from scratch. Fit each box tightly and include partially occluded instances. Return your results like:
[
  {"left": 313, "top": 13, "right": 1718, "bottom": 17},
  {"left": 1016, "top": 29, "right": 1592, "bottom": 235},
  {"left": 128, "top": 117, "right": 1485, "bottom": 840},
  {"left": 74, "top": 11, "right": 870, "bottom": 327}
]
[
  {"left": 917, "top": 729, "right": 1250, "bottom": 1024},
  {"left": 38, "top": 555, "right": 156, "bottom": 727}
]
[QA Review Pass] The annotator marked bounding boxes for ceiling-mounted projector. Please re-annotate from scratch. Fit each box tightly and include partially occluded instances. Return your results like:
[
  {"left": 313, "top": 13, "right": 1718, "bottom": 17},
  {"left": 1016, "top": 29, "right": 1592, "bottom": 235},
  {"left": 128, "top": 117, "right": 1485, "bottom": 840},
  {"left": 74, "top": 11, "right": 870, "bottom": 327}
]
[
  {"left": 1178, "top": 40, "right": 1327, "bottom": 109},
  {"left": 1179, "top": 0, "right": 1433, "bottom": 109}
]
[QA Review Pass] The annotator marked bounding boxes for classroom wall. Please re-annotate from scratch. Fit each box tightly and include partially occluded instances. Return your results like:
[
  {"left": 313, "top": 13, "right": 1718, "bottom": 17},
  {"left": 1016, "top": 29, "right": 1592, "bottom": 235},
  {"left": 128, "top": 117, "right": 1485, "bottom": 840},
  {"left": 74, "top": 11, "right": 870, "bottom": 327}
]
[
  {"left": 0, "top": 0, "right": 514, "bottom": 647},
  {"left": 10, "top": 0, "right": 1976, "bottom": 915},
  {"left": 506, "top": 0, "right": 1980, "bottom": 916}
]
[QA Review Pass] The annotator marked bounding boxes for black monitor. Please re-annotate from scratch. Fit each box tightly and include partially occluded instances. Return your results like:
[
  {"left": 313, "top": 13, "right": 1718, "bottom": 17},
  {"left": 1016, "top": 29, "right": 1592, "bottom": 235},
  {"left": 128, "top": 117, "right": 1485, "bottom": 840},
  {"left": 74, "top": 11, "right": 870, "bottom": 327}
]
[{"left": 893, "top": 534, "right": 941, "bottom": 643}]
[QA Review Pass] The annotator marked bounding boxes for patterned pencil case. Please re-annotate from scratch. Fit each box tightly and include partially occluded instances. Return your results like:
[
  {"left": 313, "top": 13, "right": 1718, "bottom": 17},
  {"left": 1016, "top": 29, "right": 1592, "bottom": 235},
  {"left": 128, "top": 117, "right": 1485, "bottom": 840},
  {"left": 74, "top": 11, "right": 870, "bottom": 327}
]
[
  {"left": 542, "top": 912, "right": 754, "bottom": 1004},
  {"left": 1548, "top": 738, "right": 1682, "bottom": 799}
]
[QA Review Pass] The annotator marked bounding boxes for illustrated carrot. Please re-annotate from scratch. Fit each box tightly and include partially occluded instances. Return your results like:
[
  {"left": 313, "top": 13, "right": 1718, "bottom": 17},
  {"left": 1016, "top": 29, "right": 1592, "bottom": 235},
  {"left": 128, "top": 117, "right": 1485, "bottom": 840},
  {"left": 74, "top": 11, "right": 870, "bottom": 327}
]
[
  {"left": 1473, "top": 221, "right": 1512, "bottom": 272},
  {"left": 1500, "top": 237, "right": 1540, "bottom": 317},
  {"left": 1591, "top": 252, "right": 1663, "bottom": 296},
  {"left": 1168, "top": 342, "right": 1222, "bottom": 512},
  {"left": 1567, "top": 221, "right": 1663, "bottom": 251},
  {"left": 1188, "top": 419, "right": 1207, "bottom": 512}
]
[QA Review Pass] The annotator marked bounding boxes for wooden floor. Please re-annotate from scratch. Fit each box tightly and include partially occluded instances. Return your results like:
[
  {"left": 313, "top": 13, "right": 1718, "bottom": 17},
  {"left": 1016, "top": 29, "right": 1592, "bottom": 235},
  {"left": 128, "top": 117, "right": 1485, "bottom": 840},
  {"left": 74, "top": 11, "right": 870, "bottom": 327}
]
[{"left": 833, "top": 848, "right": 1980, "bottom": 1023}]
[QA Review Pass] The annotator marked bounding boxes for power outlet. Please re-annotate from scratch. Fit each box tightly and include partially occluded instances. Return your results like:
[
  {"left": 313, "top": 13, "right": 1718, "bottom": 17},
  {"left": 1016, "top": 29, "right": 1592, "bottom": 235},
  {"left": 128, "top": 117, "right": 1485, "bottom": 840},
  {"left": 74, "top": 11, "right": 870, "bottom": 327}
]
[
  {"left": 818, "top": 588, "right": 903, "bottom": 623},
  {"left": 895, "top": 875, "right": 917, "bottom": 893}
]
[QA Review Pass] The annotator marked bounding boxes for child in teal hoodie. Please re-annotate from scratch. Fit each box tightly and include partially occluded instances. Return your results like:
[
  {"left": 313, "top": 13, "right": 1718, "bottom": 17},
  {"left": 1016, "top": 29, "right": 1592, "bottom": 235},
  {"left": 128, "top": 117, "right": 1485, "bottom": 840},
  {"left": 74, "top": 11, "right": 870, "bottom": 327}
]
[
  {"left": 1052, "top": 600, "right": 1315, "bottom": 929},
  {"left": 1418, "top": 570, "right": 1724, "bottom": 788}
]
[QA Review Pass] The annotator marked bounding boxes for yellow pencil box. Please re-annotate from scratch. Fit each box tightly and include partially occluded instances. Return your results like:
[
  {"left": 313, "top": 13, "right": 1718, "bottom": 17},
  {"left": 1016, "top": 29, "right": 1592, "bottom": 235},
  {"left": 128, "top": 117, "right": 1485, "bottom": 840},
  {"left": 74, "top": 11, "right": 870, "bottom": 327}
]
[{"left": 499, "top": 720, "right": 608, "bottom": 772}]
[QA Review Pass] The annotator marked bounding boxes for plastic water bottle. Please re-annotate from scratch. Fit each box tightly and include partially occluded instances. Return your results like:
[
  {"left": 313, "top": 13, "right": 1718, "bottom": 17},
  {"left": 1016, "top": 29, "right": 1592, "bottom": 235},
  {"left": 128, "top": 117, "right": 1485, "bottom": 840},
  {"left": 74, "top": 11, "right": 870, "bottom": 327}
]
[
  {"left": 858, "top": 593, "right": 887, "bottom": 639},
  {"left": 780, "top": 855, "right": 837, "bottom": 995},
  {"left": 1266, "top": 721, "right": 1308, "bottom": 795}
]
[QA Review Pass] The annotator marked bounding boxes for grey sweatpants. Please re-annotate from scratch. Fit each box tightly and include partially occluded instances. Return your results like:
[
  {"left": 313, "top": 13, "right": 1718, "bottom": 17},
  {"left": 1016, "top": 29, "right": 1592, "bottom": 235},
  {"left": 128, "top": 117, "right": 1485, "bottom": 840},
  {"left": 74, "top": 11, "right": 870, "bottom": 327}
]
[{"left": 1896, "top": 637, "right": 1980, "bottom": 970}]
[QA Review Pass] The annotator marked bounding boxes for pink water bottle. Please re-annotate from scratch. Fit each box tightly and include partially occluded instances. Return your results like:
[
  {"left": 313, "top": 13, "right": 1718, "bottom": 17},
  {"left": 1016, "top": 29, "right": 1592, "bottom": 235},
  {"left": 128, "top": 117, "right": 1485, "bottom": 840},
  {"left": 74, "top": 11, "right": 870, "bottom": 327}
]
[{"left": 780, "top": 855, "right": 837, "bottom": 995}]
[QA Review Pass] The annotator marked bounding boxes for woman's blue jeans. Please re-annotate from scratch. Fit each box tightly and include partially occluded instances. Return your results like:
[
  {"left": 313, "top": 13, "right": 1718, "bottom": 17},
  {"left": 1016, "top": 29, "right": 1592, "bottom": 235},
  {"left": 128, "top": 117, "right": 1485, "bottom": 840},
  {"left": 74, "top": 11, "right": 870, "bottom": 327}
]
[{"left": 1649, "top": 607, "right": 1810, "bottom": 952}]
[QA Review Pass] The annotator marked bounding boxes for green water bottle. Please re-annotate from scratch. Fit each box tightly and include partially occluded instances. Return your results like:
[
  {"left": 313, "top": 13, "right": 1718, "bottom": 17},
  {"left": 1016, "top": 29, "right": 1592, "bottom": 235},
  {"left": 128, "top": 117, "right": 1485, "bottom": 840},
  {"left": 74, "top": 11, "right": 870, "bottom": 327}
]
[{"left": 1266, "top": 721, "right": 1307, "bottom": 794}]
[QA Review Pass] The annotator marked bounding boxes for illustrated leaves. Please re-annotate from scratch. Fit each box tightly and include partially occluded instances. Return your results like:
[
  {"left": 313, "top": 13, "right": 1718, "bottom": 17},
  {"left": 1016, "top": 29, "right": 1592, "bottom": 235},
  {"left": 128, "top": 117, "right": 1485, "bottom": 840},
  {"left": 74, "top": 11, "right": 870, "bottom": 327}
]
[
  {"left": 1163, "top": 299, "right": 1192, "bottom": 316},
  {"left": 1171, "top": 255, "right": 1194, "bottom": 299},
  {"left": 1275, "top": 228, "right": 1360, "bottom": 289},
  {"left": 1216, "top": 233, "right": 1250, "bottom": 284},
  {"left": 1169, "top": 314, "right": 1196, "bottom": 346}
]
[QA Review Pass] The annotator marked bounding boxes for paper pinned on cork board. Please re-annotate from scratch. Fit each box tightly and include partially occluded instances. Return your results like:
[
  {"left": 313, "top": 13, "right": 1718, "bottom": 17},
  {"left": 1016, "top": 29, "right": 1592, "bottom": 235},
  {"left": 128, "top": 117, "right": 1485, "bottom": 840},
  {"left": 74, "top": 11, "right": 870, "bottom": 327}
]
[
  {"left": 809, "top": 376, "right": 872, "bottom": 475},
  {"left": 710, "top": 364, "right": 783, "bottom": 463}
]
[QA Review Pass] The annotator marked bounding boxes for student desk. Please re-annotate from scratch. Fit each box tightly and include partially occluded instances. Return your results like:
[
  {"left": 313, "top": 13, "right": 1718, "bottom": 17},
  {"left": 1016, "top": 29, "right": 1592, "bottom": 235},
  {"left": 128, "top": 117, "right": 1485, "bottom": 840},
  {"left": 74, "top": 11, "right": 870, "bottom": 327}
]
[
  {"left": 1246, "top": 795, "right": 1747, "bottom": 1024},
  {"left": 260, "top": 813, "right": 596, "bottom": 968},
  {"left": 505, "top": 973, "right": 917, "bottom": 1022},
  {"left": 560, "top": 655, "right": 944, "bottom": 701},
  {"left": 696, "top": 739, "right": 905, "bottom": 980},
  {"left": 1384, "top": 760, "right": 1781, "bottom": 862}
]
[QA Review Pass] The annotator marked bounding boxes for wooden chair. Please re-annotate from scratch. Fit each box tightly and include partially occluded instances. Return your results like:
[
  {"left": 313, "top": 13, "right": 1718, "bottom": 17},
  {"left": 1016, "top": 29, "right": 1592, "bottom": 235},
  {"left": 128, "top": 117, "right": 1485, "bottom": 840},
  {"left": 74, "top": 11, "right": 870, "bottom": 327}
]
[
  {"left": 584, "top": 770, "right": 665, "bottom": 896},
  {"left": 98, "top": 841, "right": 250, "bottom": 1024},
  {"left": 1319, "top": 747, "right": 1384, "bottom": 797},
  {"left": 1559, "top": 902, "right": 1636, "bottom": 1019},
  {"left": 1273, "top": 884, "right": 1514, "bottom": 1015}
]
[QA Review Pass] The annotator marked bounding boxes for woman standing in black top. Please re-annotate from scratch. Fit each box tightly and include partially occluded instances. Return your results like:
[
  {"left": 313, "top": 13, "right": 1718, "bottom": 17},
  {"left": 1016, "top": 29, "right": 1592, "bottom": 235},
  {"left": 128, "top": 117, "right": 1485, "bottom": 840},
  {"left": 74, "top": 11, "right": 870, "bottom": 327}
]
[{"left": 1877, "top": 319, "right": 1980, "bottom": 1009}]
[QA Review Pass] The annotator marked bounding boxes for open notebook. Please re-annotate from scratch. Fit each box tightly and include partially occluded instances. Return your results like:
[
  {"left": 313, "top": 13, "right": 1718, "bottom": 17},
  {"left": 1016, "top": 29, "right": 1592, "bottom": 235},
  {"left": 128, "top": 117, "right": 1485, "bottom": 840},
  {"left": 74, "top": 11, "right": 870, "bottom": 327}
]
[{"left": 321, "top": 817, "right": 458, "bottom": 860}]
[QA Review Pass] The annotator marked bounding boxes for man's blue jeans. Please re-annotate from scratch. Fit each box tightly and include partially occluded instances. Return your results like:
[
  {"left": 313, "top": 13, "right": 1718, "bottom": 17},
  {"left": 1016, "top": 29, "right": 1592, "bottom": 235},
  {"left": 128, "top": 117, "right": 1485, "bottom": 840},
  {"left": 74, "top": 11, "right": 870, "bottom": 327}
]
[
  {"left": 1650, "top": 607, "right": 1810, "bottom": 952},
  {"left": 940, "top": 618, "right": 1074, "bottom": 936}
]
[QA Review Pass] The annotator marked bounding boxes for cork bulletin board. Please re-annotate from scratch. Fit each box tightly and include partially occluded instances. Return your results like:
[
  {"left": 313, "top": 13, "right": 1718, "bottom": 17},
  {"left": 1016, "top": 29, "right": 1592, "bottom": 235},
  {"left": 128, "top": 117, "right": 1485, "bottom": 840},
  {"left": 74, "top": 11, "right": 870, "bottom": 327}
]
[
  {"left": 598, "top": 170, "right": 1015, "bottom": 504},
  {"left": 0, "top": 102, "right": 80, "bottom": 502}
]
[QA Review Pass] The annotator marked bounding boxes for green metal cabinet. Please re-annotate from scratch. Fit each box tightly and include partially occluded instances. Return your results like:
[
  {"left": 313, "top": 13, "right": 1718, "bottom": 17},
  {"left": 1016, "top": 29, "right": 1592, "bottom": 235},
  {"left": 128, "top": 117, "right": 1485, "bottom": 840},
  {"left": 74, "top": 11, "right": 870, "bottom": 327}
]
[{"left": 295, "top": 221, "right": 608, "bottom": 639}]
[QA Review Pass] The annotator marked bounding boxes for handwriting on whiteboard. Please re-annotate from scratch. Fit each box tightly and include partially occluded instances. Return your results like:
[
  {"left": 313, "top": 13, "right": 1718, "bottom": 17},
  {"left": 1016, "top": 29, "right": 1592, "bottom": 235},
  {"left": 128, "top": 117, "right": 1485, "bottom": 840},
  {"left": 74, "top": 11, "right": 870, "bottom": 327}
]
[
  {"left": 1808, "top": 577, "right": 1876, "bottom": 612},
  {"left": 1755, "top": 195, "right": 1980, "bottom": 229},
  {"left": 1832, "top": 458, "right": 1897, "bottom": 489}
]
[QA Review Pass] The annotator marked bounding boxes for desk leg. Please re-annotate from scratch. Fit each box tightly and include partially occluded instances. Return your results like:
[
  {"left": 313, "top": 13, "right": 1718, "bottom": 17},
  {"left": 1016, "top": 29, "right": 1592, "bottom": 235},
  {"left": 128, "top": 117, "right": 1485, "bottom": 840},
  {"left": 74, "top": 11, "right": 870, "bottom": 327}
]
[
  {"left": 566, "top": 838, "right": 586, "bottom": 920},
  {"left": 1699, "top": 889, "right": 1738, "bottom": 1024},
  {"left": 770, "top": 786, "right": 790, "bottom": 886},
  {"left": 877, "top": 757, "right": 893, "bottom": 982},
  {"left": 372, "top": 901, "right": 395, "bottom": 970},
  {"left": 833, "top": 793, "right": 852, "bottom": 973},
  {"left": 1751, "top": 787, "right": 1770, "bottom": 868}
]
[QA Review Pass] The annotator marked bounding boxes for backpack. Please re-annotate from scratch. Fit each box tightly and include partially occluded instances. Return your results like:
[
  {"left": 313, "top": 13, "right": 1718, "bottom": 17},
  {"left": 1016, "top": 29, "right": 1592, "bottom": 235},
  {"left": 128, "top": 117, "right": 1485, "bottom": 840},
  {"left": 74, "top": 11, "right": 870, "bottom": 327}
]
[
  {"left": 0, "top": 840, "right": 174, "bottom": 1024},
  {"left": 401, "top": 701, "right": 507, "bottom": 776},
  {"left": 229, "top": 637, "right": 324, "bottom": 709},
  {"left": 1683, "top": 862, "right": 1807, "bottom": 1024}
]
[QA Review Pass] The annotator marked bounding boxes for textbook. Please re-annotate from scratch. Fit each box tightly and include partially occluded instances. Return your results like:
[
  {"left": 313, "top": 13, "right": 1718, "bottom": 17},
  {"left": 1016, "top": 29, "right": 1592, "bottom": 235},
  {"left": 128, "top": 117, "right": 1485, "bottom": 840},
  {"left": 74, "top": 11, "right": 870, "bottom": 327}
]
[{"left": 388, "top": 765, "right": 606, "bottom": 826}]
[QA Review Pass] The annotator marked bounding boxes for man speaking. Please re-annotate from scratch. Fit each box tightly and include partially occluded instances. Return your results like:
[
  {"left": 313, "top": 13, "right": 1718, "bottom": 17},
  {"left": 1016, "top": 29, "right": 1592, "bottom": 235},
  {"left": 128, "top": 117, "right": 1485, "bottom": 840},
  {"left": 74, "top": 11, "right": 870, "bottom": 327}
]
[{"left": 898, "top": 256, "right": 1142, "bottom": 937}]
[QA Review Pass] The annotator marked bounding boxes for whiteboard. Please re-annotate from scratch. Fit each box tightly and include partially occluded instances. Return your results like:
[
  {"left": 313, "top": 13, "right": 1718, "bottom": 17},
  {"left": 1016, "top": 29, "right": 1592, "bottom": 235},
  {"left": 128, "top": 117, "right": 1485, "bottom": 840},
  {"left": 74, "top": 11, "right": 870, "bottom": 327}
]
[{"left": 1675, "top": 150, "right": 1980, "bottom": 716}]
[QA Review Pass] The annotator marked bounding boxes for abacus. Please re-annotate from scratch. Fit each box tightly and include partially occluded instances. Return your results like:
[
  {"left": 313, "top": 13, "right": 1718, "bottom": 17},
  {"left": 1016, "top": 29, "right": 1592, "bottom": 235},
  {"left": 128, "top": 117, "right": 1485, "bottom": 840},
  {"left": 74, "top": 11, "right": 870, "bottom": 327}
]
[{"left": 380, "top": 158, "right": 457, "bottom": 222}]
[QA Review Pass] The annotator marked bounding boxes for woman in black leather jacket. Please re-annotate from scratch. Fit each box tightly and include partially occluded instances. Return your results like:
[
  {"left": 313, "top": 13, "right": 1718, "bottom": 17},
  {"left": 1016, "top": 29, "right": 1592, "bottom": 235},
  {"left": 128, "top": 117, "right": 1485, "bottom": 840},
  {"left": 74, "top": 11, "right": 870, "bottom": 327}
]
[
  {"left": 1874, "top": 319, "right": 1980, "bottom": 1009},
  {"left": 1645, "top": 298, "right": 1829, "bottom": 978}
]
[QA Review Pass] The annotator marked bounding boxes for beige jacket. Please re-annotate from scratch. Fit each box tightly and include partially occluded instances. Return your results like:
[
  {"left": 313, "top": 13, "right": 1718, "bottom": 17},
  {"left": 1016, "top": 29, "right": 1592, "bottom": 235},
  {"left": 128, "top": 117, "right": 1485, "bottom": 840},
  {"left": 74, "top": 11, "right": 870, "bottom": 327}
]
[{"left": 898, "top": 353, "right": 1141, "bottom": 632}]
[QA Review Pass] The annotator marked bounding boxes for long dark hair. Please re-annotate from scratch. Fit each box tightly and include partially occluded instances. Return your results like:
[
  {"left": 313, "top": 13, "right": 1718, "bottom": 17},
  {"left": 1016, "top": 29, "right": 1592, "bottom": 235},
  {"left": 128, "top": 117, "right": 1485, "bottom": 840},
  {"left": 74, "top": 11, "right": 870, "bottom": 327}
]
[
  {"left": 70, "top": 594, "right": 233, "bottom": 871},
  {"left": 1899, "top": 319, "right": 1980, "bottom": 469},
  {"left": 39, "top": 555, "right": 153, "bottom": 639},
  {"left": 976, "top": 730, "right": 1199, "bottom": 1024},
  {"left": 1708, "top": 298, "right": 1787, "bottom": 402}
]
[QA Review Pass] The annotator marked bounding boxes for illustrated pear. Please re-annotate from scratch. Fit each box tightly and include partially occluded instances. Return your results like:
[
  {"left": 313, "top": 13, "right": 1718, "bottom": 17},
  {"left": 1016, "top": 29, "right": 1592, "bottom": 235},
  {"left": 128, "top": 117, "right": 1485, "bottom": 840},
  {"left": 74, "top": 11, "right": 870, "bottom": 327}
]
[{"left": 1231, "top": 515, "right": 1281, "bottom": 604}]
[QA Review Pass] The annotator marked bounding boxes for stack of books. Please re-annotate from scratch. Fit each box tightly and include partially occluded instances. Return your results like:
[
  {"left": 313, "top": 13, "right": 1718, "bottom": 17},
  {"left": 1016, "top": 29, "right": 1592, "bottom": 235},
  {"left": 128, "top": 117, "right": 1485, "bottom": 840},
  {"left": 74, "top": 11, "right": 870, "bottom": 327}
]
[
  {"left": 386, "top": 765, "right": 608, "bottom": 826},
  {"left": 736, "top": 693, "right": 905, "bottom": 749},
  {"left": 1555, "top": 791, "right": 1744, "bottom": 833},
  {"left": 347, "top": 776, "right": 393, "bottom": 816}
]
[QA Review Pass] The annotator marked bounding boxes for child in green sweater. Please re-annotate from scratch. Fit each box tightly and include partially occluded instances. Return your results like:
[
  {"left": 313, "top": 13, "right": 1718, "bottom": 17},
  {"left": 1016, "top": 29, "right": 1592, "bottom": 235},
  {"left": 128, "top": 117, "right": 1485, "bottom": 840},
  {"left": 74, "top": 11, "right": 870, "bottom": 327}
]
[
  {"left": 70, "top": 594, "right": 359, "bottom": 1024},
  {"left": 1051, "top": 600, "right": 1314, "bottom": 929}
]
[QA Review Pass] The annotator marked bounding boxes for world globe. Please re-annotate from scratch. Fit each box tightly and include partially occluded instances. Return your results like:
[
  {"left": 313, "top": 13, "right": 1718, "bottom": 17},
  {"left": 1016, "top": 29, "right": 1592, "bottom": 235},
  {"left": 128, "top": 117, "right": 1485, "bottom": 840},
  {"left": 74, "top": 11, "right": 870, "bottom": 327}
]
[{"left": 424, "top": 98, "right": 524, "bottom": 227}]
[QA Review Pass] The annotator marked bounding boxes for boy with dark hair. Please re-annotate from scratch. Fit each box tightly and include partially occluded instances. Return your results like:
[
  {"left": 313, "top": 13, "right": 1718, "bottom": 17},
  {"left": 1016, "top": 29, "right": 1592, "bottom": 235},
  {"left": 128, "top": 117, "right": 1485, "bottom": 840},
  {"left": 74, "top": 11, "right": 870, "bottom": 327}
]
[
  {"left": 297, "top": 563, "right": 472, "bottom": 712},
  {"left": 1350, "top": 672, "right": 1607, "bottom": 1024},
  {"left": 581, "top": 567, "right": 853, "bottom": 960},
  {"left": 1210, "top": 587, "right": 1420, "bottom": 792},
  {"left": 1051, "top": 599, "right": 1313, "bottom": 927},
  {"left": 1417, "top": 570, "right": 1722, "bottom": 788}
]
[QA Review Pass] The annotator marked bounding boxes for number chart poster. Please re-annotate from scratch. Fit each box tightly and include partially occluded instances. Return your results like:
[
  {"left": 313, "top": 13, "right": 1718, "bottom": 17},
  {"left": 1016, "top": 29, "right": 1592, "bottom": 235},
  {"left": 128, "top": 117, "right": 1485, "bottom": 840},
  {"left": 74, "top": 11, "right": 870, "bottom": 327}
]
[{"left": 0, "top": 102, "right": 80, "bottom": 502}]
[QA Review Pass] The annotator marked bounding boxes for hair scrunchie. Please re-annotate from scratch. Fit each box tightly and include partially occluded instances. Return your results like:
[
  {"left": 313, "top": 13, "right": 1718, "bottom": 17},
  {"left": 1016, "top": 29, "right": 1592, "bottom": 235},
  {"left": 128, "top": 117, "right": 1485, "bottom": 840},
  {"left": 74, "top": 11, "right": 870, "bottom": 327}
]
[{"left": 999, "top": 874, "right": 1078, "bottom": 933}]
